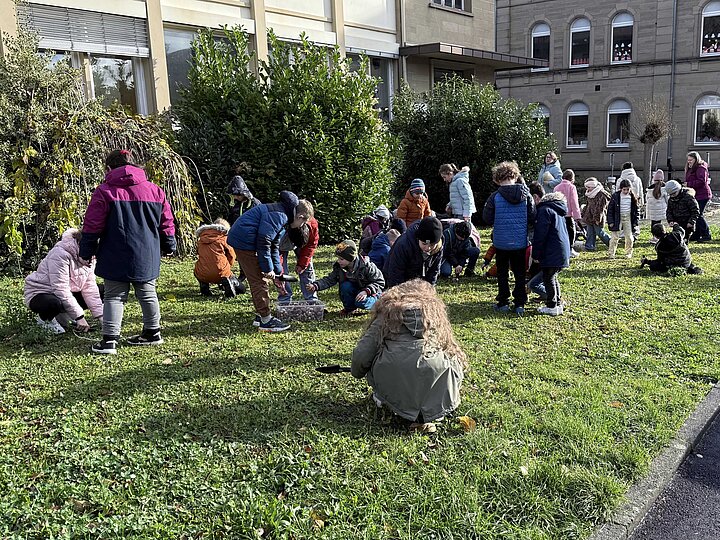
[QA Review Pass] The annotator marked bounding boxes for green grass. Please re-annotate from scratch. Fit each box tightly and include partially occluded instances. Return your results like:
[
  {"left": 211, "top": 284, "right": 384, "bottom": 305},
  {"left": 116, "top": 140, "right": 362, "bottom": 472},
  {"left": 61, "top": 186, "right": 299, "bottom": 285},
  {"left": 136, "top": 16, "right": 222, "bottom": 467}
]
[{"left": 1, "top": 228, "right": 720, "bottom": 539}]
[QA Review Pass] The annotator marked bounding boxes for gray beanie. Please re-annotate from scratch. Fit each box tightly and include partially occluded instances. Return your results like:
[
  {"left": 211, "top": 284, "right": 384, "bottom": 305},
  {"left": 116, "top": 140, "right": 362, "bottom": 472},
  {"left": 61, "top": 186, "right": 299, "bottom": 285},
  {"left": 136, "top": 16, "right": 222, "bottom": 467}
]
[{"left": 665, "top": 180, "right": 681, "bottom": 196}]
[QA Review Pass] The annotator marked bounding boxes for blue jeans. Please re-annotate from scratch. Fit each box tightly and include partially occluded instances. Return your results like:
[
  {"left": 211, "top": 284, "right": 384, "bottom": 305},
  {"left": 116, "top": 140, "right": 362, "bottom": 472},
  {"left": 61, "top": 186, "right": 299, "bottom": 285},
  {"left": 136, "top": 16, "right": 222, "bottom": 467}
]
[
  {"left": 526, "top": 271, "right": 547, "bottom": 300},
  {"left": 278, "top": 250, "right": 318, "bottom": 304},
  {"left": 585, "top": 224, "right": 610, "bottom": 251},
  {"left": 440, "top": 246, "right": 481, "bottom": 277},
  {"left": 339, "top": 281, "right": 378, "bottom": 312}
]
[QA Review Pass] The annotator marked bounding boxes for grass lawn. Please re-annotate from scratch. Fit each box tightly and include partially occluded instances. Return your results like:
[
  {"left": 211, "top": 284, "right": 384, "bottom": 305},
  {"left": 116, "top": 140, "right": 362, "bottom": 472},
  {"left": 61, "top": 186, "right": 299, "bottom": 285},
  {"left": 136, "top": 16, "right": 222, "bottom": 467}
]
[{"left": 1, "top": 227, "right": 720, "bottom": 539}]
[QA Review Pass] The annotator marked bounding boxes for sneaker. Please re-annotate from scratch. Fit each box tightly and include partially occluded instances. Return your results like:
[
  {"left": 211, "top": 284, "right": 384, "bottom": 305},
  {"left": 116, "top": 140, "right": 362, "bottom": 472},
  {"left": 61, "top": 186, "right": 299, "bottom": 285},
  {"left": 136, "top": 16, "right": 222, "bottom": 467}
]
[
  {"left": 127, "top": 330, "right": 164, "bottom": 346},
  {"left": 513, "top": 305, "right": 525, "bottom": 316},
  {"left": 258, "top": 316, "right": 290, "bottom": 333},
  {"left": 493, "top": 303, "right": 510, "bottom": 313},
  {"left": 252, "top": 315, "right": 261, "bottom": 327},
  {"left": 91, "top": 336, "right": 119, "bottom": 355},
  {"left": 639, "top": 256, "right": 648, "bottom": 268},
  {"left": 36, "top": 316, "right": 65, "bottom": 334},
  {"left": 409, "top": 422, "right": 437, "bottom": 434},
  {"left": 538, "top": 305, "right": 563, "bottom": 316},
  {"left": 569, "top": 249, "right": 579, "bottom": 258}
]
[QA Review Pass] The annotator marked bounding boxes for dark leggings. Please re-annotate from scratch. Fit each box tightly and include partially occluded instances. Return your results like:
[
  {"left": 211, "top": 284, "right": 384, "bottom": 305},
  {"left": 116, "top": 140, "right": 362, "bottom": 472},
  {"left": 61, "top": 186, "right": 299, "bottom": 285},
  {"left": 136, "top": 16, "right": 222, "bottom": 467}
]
[{"left": 28, "top": 285, "right": 104, "bottom": 321}]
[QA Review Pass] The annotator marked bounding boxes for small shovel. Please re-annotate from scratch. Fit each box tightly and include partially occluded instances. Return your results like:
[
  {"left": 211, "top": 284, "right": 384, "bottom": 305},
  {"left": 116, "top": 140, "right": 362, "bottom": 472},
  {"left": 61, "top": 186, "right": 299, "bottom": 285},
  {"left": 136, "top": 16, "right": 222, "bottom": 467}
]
[{"left": 315, "top": 365, "right": 352, "bottom": 374}]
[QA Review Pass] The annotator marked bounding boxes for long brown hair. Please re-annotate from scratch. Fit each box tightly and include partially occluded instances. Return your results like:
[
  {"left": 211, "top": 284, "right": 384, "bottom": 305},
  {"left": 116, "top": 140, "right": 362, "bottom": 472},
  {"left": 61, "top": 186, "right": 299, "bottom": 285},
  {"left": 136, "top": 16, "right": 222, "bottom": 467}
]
[
  {"left": 652, "top": 179, "right": 665, "bottom": 200},
  {"left": 685, "top": 151, "right": 704, "bottom": 172},
  {"left": 439, "top": 163, "right": 460, "bottom": 175},
  {"left": 367, "top": 279, "right": 468, "bottom": 369}
]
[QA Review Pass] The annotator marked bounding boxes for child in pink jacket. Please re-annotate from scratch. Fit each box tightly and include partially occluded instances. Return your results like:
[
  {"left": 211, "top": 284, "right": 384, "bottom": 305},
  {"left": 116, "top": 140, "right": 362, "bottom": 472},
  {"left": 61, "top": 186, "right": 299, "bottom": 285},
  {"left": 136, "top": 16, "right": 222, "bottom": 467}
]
[{"left": 553, "top": 169, "right": 581, "bottom": 246}]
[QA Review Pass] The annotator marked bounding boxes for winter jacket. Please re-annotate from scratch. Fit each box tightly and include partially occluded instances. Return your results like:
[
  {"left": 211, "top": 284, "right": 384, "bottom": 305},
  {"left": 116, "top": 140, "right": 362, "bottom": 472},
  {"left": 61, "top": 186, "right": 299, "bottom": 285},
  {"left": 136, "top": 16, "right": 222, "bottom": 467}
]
[
  {"left": 532, "top": 194, "right": 570, "bottom": 269},
  {"left": 361, "top": 216, "right": 388, "bottom": 240},
  {"left": 447, "top": 168, "right": 476, "bottom": 218},
  {"left": 685, "top": 163, "right": 712, "bottom": 201},
  {"left": 80, "top": 165, "right": 176, "bottom": 283},
  {"left": 655, "top": 224, "right": 691, "bottom": 268},
  {"left": 313, "top": 256, "right": 384, "bottom": 296},
  {"left": 193, "top": 224, "right": 236, "bottom": 284},
  {"left": 553, "top": 179, "right": 581, "bottom": 219},
  {"left": 227, "top": 175, "right": 261, "bottom": 225},
  {"left": 537, "top": 161, "right": 563, "bottom": 193},
  {"left": 296, "top": 217, "right": 319, "bottom": 270},
  {"left": 482, "top": 184, "right": 535, "bottom": 250},
  {"left": 616, "top": 169, "right": 645, "bottom": 207},
  {"left": 442, "top": 225, "right": 476, "bottom": 267},
  {"left": 396, "top": 190, "right": 431, "bottom": 227},
  {"left": 24, "top": 229, "right": 103, "bottom": 319},
  {"left": 227, "top": 191, "right": 299, "bottom": 275},
  {"left": 666, "top": 189, "right": 700, "bottom": 228},
  {"left": 581, "top": 189, "right": 610, "bottom": 227},
  {"left": 383, "top": 221, "right": 444, "bottom": 288},
  {"left": 368, "top": 232, "right": 392, "bottom": 270},
  {"left": 351, "top": 308, "right": 464, "bottom": 422},
  {"left": 607, "top": 190, "right": 640, "bottom": 232},
  {"left": 645, "top": 186, "right": 669, "bottom": 222}
]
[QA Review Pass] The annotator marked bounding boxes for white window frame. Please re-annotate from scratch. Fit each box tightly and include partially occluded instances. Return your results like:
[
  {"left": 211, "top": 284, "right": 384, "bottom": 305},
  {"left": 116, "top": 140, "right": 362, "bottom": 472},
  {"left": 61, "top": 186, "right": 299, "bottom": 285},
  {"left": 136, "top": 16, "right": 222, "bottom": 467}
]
[
  {"left": 531, "top": 23, "right": 550, "bottom": 72},
  {"left": 607, "top": 99, "right": 631, "bottom": 148},
  {"left": 533, "top": 103, "right": 551, "bottom": 134},
  {"left": 611, "top": 13, "right": 634, "bottom": 65},
  {"left": 566, "top": 102, "right": 589, "bottom": 148},
  {"left": 432, "top": 0, "right": 465, "bottom": 11},
  {"left": 569, "top": 18, "right": 590, "bottom": 69},
  {"left": 694, "top": 94, "right": 720, "bottom": 145},
  {"left": 701, "top": 1, "right": 720, "bottom": 57}
]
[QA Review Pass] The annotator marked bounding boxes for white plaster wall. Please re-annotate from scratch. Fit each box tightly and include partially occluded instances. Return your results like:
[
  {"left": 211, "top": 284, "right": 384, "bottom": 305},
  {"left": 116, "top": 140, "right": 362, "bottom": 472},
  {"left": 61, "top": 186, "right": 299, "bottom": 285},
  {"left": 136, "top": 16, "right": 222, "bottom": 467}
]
[
  {"left": 161, "top": 0, "right": 254, "bottom": 31},
  {"left": 344, "top": 0, "right": 395, "bottom": 30}
]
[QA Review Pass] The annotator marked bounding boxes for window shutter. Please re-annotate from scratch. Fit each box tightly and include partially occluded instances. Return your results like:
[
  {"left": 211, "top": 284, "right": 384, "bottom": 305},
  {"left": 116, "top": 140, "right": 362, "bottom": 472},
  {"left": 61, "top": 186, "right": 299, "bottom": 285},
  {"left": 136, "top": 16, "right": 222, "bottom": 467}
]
[{"left": 17, "top": 3, "right": 149, "bottom": 57}]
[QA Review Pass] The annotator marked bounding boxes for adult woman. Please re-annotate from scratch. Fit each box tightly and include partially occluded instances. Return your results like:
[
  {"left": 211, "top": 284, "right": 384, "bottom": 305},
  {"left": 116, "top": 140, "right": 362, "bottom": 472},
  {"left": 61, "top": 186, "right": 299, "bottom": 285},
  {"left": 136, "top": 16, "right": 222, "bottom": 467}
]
[
  {"left": 684, "top": 151, "right": 713, "bottom": 242},
  {"left": 537, "top": 151, "right": 562, "bottom": 194},
  {"left": 24, "top": 228, "right": 103, "bottom": 333},
  {"left": 439, "top": 164, "right": 476, "bottom": 221}
]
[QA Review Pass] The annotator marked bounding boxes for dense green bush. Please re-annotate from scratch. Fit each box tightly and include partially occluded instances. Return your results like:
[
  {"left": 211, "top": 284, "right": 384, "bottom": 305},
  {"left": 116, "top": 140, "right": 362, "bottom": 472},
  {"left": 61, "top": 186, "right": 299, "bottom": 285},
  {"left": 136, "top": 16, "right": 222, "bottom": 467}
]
[
  {"left": 174, "top": 27, "right": 396, "bottom": 241},
  {"left": 0, "top": 31, "right": 200, "bottom": 273},
  {"left": 390, "top": 77, "right": 556, "bottom": 222}
]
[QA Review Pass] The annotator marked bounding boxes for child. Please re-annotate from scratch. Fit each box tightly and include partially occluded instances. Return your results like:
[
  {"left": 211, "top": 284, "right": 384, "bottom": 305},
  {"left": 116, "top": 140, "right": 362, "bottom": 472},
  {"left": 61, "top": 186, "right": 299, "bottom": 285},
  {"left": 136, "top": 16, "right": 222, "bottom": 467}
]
[
  {"left": 228, "top": 192, "right": 310, "bottom": 332},
  {"left": 645, "top": 169, "right": 668, "bottom": 244},
  {"left": 368, "top": 229, "right": 401, "bottom": 271},
  {"left": 384, "top": 217, "right": 444, "bottom": 289},
  {"left": 607, "top": 178, "right": 640, "bottom": 259},
  {"left": 553, "top": 169, "right": 581, "bottom": 250},
  {"left": 306, "top": 240, "right": 384, "bottom": 316},
  {"left": 80, "top": 149, "right": 176, "bottom": 354},
  {"left": 532, "top": 192, "right": 571, "bottom": 316},
  {"left": 278, "top": 204, "right": 320, "bottom": 304},
  {"left": 359, "top": 205, "right": 391, "bottom": 256},
  {"left": 351, "top": 278, "right": 466, "bottom": 433},
  {"left": 581, "top": 177, "right": 611, "bottom": 251},
  {"left": 396, "top": 178, "right": 432, "bottom": 227},
  {"left": 226, "top": 170, "right": 261, "bottom": 225},
  {"left": 439, "top": 164, "right": 476, "bottom": 221},
  {"left": 665, "top": 180, "right": 700, "bottom": 242},
  {"left": 616, "top": 161, "right": 645, "bottom": 208},
  {"left": 640, "top": 223, "right": 698, "bottom": 274},
  {"left": 482, "top": 161, "right": 535, "bottom": 315},
  {"left": 24, "top": 228, "right": 103, "bottom": 334},
  {"left": 194, "top": 218, "right": 245, "bottom": 297},
  {"left": 440, "top": 221, "right": 481, "bottom": 278}
]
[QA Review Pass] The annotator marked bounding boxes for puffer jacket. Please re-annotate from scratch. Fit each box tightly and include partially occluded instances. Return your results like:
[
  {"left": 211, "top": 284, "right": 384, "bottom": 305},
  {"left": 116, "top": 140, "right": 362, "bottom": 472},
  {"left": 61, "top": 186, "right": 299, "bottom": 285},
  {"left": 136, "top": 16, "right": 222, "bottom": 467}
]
[
  {"left": 447, "top": 167, "right": 476, "bottom": 218},
  {"left": 227, "top": 175, "right": 261, "bottom": 225},
  {"left": 24, "top": 229, "right": 103, "bottom": 319},
  {"left": 581, "top": 189, "right": 610, "bottom": 227},
  {"left": 193, "top": 224, "right": 236, "bottom": 284},
  {"left": 685, "top": 163, "right": 712, "bottom": 201},
  {"left": 351, "top": 308, "right": 464, "bottom": 422},
  {"left": 533, "top": 193, "right": 570, "bottom": 268},
  {"left": 368, "top": 232, "right": 392, "bottom": 270},
  {"left": 227, "top": 191, "right": 299, "bottom": 275},
  {"left": 313, "top": 255, "right": 384, "bottom": 295},
  {"left": 616, "top": 169, "right": 645, "bottom": 207},
  {"left": 396, "top": 190, "right": 431, "bottom": 227},
  {"left": 645, "top": 186, "right": 669, "bottom": 222},
  {"left": 607, "top": 190, "right": 640, "bottom": 232},
  {"left": 296, "top": 217, "right": 319, "bottom": 270},
  {"left": 537, "top": 161, "right": 562, "bottom": 193},
  {"left": 655, "top": 224, "right": 691, "bottom": 268},
  {"left": 383, "top": 221, "right": 444, "bottom": 288},
  {"left": 553, "top": 179, "right": 581, "bottom": 219},
  {"left": 666, "top": 189, "right": 700, "bottom": 228},
  {"left": 482, "top": 184, "right": 535, "bottom": 250}
]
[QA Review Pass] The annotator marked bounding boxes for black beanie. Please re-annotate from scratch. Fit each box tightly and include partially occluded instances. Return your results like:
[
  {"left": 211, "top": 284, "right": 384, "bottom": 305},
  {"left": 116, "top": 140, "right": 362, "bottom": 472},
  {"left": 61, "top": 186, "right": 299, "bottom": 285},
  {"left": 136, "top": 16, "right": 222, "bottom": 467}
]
[
  {"left": 417, "top": 217, "right": 443, "bottom": 244},
  {"left": 335, "top": 240, "right": 358, "bottom": 262}
]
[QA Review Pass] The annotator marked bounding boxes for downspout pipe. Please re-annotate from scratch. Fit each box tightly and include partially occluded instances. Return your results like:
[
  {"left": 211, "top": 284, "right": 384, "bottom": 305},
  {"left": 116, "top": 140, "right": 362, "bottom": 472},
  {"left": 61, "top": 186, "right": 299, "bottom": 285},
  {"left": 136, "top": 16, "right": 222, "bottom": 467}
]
[{"left": 666, "top": 0, "right": 678, "bottom": 178}]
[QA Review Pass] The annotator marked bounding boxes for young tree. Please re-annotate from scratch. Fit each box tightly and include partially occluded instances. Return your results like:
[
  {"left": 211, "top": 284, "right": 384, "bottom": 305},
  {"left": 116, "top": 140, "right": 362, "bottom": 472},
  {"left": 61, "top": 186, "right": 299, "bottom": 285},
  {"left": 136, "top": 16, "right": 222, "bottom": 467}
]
[{"left": 629, "top": 98, "right": 674, "bottom": 186}]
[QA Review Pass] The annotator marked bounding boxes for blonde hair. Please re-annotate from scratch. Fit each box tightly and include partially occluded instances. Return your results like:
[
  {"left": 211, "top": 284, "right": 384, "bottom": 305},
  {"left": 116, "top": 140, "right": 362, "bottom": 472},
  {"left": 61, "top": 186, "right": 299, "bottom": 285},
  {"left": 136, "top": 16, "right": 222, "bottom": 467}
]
[
  {"left": 297, "top": 199, "right": 314, "bottom": 220},
  {"left": 213, "top": 218, "right": 230, "bottom": 229},
  {"left": 491, "top": 161, "right": 521, "bottom": 184},
  {"left": 367, "top": 279, "right": 467, "bottom": 369},
  {"left": 686, "top": 151, "right": 705, "bottom": 172}
]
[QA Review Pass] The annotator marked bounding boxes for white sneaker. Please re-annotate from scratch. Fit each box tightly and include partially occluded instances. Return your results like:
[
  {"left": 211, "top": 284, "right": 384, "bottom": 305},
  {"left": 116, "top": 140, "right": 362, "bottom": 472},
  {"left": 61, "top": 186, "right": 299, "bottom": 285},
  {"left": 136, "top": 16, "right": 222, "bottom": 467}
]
[
  {"left": 36, "top": 316, "right": 65, "bottom": 334},
  {"left": 570, "top": 249, "right": 579, "bottom": 258},
  {"left": 538, "top": 305, "right": 563, "bottom": 316}
]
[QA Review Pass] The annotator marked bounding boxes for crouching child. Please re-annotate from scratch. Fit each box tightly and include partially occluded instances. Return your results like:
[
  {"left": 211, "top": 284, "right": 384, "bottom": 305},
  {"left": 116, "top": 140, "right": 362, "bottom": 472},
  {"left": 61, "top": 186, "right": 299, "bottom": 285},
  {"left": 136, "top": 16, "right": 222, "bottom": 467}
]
[
  {"left": 306, "top": 240, "right": 384, "bottom": 316},
  {"left": 194, "top": 218, "right": 246, "bottom": 297},
  {"left": 640, "top": 223, "right": 703, "bottom": 274},
  {"left": 440, "top": 221, "right": 480, "bottom": 278}
]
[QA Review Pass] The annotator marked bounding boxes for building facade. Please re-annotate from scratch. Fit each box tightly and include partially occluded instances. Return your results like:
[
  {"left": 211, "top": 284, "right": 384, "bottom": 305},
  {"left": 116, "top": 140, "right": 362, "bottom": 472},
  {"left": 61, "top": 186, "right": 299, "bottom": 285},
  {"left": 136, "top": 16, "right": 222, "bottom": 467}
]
[{"left": 495, "top": 0, "right": 720, "bottom": 188}]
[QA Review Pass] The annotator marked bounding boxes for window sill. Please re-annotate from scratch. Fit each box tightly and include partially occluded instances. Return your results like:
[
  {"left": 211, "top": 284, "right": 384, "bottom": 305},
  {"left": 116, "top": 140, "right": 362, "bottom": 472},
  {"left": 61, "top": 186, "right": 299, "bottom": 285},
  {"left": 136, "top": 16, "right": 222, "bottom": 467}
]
[
  {"left": 531, "top": 67, "right": 550, "bottom": 72},
  {"left": 607, "top": 144, "right": 630, "bottom": 148},
  {"left": 610, "top": 60, "right": 632, "bottom": 65},
  {"left": 692, "top": 141, "right": 720, "bottom": 146},
  {"left": 700, "top": 52, "right": 720, "bottom": 58},
  {"left": 565, "top": 146, "right": 589, "bottom": 151},
  {"left": 569, "top": 64, "right": 589, "bottom": 69},
  {"left": 428, "top": 3, "right": 473, "bottom": 17}
]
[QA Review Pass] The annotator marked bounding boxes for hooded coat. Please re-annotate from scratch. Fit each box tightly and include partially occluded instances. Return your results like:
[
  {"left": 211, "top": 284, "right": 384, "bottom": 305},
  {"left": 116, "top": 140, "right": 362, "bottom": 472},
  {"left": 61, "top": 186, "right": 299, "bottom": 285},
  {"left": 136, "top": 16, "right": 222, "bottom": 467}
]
[
  {"left": 533, "top": 193, "right": 571, "bottom": 268},
  {"left": 396, "top": 190, "right": 431, "bottom": 227},
  {"left": 482, "top": 183, "right": 535, "bottom": 250},
  {"left": 685, "top": 162, "right": 712, "bottom": 201},
  {"left": 537, "top": 160, "right": 562, "bottom": 193},
  {"left": 447, "top": 167, "right": 476, "bottom": 218},
  {"left": 645, "top": 185, "right": 669, "bottom": 222},
  {"left": 553, "top": 179, "right": 581, "bottom": 219},
  {"left": 616, "top": 168, "right": 645, "bottom": 207},
  {"left": 80, "top": 165, "right": 176, "bottom": 282},
  {"left": 655, "top": 224, "right": 692, "bottom": 268},
  {"left": 581, "top": 188, "right": 610, "bottom": 227},
  {"left": 313, "top": 255, "right": 384, "bottom": 296},
  {"left": 368, "top": 232, "right": 392, "bottom": 270},
  {"left": 24, "top": 229, "right": 104, "bottom": 320},
  {"left": 351, "top": 308, "right": 464, "bottom": 422},
  {"left": 383, "top": 221, "right": 443, "bottom": 288},
  {"left": 193, "top": 224, "right": 236, "bottom": 284},
  {"left": 666, "top": 189, "right": 700, "bottom": 228},
  {"left": 227, "top": 175, "right": 261, "bottom": 224}
]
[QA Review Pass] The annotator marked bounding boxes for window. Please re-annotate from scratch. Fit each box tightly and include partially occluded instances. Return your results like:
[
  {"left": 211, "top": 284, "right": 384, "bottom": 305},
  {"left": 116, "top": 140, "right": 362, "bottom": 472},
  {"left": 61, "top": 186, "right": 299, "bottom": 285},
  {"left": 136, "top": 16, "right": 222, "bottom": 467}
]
[
  {"left": 533, "top": 104, "right": 550, "bottom": 135},
  {"left": 432, "top": 0, "right": 466, "bottom": 10},
  {"left": 611, "top": 13, "right": 633, "bottom": 63},
  {"left": 91, "top": 56, "right": 140, "bottom": 114},
  {"left": 433, "top": 67, "right": 468, "bottom": 83},
  {"left": 607, "top": 99, "right": 631, "bottom": 147},
  {"left": 566, "top": 102, "right": 589, "bottom": 148},
  {"left": 701, "top": 2, "right": 720, "bottom": 56},
  {"left": 164, "top": 27, "right": 197, "bottom": 106},
  {"left": 531, "top": 23, "right": 550, "bottom": 70},
  {"left": 695, "top": 95, "right": 720, "bottom": 144},
  {"left": 570, "top": 18, "right": 590, "bottom": 68}
]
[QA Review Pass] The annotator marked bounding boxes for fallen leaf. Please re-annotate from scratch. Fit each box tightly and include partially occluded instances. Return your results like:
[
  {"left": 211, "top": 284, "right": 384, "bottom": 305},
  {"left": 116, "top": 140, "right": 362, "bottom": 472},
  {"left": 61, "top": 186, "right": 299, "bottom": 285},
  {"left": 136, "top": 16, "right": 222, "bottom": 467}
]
[
  {"left": 609, "top": 401, "right": 624, "bottom": 408},
  {"left": 427, "top": 440, "right": 438, "bottom": 449},
  {"left": 519, "top": 465, "right": 529, "bottom": 476},
  {"left": 407, "top": 457, "right": 416, "bottom": 466},
  {"left": 165, "top": 294, "right": 177, "bottom": 302},
  {"left": 162, "top": 358, "right": 173, "bottom": 365},
  {"left": 420, "top": 451, "right": 429, "bottom": 465},
  {"left": 458, "top": 416, "right": 477, "bottom": 432},
  {"left": 310, "top": 510, "right": 325, "bottom": 529},
  {"left": 303, "top": 445, "right": 313, "bottom": 454}
]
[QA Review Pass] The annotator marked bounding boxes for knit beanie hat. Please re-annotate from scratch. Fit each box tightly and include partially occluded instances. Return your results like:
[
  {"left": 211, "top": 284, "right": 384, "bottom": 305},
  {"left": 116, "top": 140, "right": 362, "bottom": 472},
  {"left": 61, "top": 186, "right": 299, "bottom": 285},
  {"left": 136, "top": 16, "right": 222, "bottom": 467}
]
[
  {"left": 374, "top": 204, "right": 391, "bottom": 220},
  {"left": 409, "top": 178, "right": 425, "bottom": 193},
  {"left": 665, "top": 180, "right": 681, "bottom": 196},
  {"left": 584, "top": 178, "right": 599, "bottom": 191},
  {"left": 335, "top": 239, "right": 358, "bottom": 262},
  {"left": 416, "top": 217, "right": 443, "bottom": 244},
  {"left": 653, "top": 169, "right": 665, "bottom": 182}
]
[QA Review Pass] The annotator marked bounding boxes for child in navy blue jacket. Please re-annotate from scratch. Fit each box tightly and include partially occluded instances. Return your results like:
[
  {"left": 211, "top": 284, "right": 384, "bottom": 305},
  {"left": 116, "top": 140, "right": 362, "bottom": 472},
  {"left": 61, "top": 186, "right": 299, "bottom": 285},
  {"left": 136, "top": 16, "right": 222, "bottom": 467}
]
[{"left": 532, "top": 192, "right": 570, "bottom": 316}]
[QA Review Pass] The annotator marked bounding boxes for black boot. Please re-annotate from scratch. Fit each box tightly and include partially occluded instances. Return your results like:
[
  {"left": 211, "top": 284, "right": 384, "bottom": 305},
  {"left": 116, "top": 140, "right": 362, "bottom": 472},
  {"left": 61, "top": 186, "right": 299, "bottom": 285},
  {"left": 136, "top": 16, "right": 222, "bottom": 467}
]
[
  {"left": 221, "top": 275, "right": 245, "bottom": 297},
  {"left": 199, "top": 281, "right": 213, "bottom": 297}
]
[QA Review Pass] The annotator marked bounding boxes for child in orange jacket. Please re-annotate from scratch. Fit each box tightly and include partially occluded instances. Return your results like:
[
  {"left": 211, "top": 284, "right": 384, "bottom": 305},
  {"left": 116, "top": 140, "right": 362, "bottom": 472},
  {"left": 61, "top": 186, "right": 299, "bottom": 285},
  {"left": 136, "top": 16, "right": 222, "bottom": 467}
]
[
  {"left": 194, "top": 218, "right": 245, "bottom": 297},
  {"left": 396, "top": 178, "right": 432, "bottom": 227}
]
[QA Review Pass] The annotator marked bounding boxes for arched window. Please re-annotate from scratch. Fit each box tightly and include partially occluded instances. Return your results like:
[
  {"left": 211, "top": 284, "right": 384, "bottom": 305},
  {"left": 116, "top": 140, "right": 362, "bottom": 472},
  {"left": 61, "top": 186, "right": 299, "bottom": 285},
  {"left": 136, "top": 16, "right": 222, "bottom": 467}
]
[
  {"left": 567, "top": 102, "right": 589, "bottom": 148},
  {"left": 570, "top": 18, "right": 590, "bottom": 68},
  {"left": 533, "top": 104, "right": 550, "bottom": 135},
  {"left": 611, "top": 13, "right": 634, "bottom": 63},
  {"left": 702, "top": 2, "right": 720, "bottom": 55},
  {"left": 607, "top": 99, "right": 631, "bottom": 147},
  {"left": 695, "top": 94, "right": 720, "bottom": 144},
  {"left": 531, "top": 23, "right": 550, "bottom": 69}
]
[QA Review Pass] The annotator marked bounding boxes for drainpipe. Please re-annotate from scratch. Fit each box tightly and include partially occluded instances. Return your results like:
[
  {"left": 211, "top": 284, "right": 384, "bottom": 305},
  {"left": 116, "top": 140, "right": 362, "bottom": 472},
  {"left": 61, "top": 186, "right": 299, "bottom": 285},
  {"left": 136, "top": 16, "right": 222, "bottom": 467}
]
[
  {"left": 666, "top": 0, "right": 678, "bottom": 178},
  {"left": 399, "top": 0, "right": 406, "bottom": 81}
]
